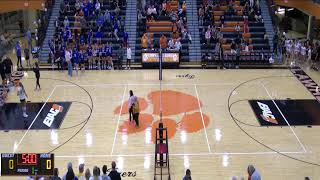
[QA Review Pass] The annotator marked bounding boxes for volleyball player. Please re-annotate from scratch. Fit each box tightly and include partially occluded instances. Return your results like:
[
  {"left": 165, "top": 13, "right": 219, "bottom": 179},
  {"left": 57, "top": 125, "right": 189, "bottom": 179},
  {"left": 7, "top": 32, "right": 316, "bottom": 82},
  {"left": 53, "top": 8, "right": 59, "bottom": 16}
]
[
  {"left": 107, "top": 42, "right": 114, "bottom": 70},
  {"left": 17, "top": 81, "right": 28, "bottom": 118},
  {"left": 33, "top": 62, "right": 41, "bottom": 90},
  {"left": 72, "top": 47, "right": 79, "bottom": 76},
  {"left": 98, "top": 43, "right": 103, "bottom": 70},
  {"left": 87, "top": 44, "right": 93, "bottom": 69},
  {"left": 300, "top": 43, "right": 307, "bottom": 64}
]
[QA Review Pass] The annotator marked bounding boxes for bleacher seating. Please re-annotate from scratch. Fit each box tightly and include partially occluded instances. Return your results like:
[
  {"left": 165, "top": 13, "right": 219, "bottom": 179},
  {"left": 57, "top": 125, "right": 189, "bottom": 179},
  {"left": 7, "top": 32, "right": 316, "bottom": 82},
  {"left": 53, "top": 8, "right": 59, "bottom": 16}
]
[
  {"left": 198, "top": 0, "right": 272, "bottom": 64},
  {"left": 135, "top": 0, "right": 190, "bottom": 62},
  {"left": 55, "top": 0, "right": 126, "bottom": 63}
]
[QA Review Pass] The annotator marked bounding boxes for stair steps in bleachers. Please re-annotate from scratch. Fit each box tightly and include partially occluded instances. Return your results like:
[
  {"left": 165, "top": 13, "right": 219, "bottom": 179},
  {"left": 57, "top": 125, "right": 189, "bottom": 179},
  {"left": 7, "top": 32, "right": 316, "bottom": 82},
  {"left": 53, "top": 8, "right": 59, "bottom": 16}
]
[
  {"left": 39, "top": 0, "right": 62, "bottom": 62},
  {"left": 125, "top": 0, "right": 137, "bottom": 61},
  {"left": 186, "top": 0, "right": 201, "bottom": 62},
  {"left": 260, "top": 0, "right": 275, "bottom": 52}
]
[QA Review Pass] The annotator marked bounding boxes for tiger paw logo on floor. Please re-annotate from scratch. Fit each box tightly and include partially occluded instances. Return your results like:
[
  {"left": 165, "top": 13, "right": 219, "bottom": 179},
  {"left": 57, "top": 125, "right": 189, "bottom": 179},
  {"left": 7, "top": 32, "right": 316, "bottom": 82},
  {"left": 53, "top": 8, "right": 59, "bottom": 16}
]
[{"left": 113, "top": 90, "right": 210, "bottom": 143}]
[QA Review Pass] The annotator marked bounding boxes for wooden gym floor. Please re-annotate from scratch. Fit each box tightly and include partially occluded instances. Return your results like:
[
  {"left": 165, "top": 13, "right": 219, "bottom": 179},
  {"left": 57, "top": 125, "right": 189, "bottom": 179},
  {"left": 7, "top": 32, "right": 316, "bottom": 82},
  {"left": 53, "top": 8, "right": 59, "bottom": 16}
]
[{"left": 1, "top": 68, "right": 320, "bottom": 180}]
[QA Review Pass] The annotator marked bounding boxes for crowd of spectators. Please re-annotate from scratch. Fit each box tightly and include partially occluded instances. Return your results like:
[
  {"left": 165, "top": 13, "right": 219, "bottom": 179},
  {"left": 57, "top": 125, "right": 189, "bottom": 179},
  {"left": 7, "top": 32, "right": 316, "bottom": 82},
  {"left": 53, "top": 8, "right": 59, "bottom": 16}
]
[
  {"left": 50, "top": 0, "right": 128, "bottom": 74},
  {"left": 139, "top": 0, "right": 190, "bottom": 52},
  {"left": 199, "top": 0, "right": 266, "bottom": 68}
]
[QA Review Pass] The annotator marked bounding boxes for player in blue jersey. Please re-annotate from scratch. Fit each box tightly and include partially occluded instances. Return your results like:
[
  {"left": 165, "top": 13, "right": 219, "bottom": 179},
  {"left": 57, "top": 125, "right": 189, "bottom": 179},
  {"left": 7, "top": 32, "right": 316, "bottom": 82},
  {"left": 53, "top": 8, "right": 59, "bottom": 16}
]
[
  {"left": 87, "top": 44, "right": 93, "bottom": 69},
  {"left": 72, "top": 47, "right": 79, "bottom": 76}
]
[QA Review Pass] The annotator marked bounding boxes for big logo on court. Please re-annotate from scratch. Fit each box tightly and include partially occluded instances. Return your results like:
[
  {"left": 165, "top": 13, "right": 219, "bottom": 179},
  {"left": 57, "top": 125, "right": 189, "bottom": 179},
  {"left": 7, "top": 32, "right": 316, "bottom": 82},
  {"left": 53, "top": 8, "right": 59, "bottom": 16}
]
[{"left": 113, "top": 90, "right": 210, "bottom": 143}]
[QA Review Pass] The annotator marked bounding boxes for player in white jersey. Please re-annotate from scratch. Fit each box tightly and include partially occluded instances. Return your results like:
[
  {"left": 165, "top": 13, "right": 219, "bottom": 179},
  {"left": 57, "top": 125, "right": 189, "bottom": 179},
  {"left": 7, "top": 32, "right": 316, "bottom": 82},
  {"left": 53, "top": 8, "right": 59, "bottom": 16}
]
[
  {"left": 300, "top": 44, "right": 307, "bottom": 63},
  {"left": 16, "top": 81, "right": 28, "bottom": 118},
  {"left": 285, "top": 40, "right": 292, "bottom": 65}
]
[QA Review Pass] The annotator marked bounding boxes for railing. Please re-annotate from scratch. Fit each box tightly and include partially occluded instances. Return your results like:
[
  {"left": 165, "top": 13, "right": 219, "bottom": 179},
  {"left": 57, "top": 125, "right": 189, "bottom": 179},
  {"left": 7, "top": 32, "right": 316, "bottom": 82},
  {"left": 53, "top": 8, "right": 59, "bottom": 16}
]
[
  {"left": 266, "top": 0, "right": 279, "bottom": 28},
  {"left": 37, "top": 0, "right": 55, "bottom": 47}
]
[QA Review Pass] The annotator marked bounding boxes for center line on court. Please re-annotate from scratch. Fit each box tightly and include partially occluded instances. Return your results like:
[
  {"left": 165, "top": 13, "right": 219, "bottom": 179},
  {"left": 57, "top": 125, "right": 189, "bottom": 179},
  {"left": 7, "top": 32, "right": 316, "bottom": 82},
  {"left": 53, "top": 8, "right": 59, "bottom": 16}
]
[
  {"left": 110, "top": 85, "right": 127, "bottom": 155},
  {"left": 194, "top": 84, "right": 211, "bottom": 153},
  {"left": 14, "top": 86, "right": 57, "bottom": 153},
  {"left": 261, "top": 83, "right": 307, "bottom": 153}
]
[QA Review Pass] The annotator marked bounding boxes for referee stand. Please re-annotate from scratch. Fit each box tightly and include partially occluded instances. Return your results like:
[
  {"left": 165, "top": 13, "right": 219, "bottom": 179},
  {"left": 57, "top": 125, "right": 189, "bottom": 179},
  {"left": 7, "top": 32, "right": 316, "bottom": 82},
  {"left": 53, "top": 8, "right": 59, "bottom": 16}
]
[{"left": 153, "top": 121, "right": 171, "bottom": 180}]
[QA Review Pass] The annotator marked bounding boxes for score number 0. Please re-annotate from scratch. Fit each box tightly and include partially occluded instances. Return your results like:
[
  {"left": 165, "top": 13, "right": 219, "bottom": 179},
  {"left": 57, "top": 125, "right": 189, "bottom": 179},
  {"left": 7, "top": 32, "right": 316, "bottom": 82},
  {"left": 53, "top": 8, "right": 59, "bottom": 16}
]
[
  {"left": 9, "top": 160, "right": 14, "bottom": 169},
  {"left": 46, "top": 160, "right": 52, "bottom": 169}
]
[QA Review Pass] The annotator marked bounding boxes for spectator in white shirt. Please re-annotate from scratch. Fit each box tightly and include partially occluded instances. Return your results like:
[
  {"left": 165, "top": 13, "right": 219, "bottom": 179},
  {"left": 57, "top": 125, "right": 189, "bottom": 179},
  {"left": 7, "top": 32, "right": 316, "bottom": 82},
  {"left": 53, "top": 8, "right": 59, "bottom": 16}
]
[
  {"left": 126, "top": 45, "right": 132, "bottom": 69},
  {"left": 174, "top": 39, "right": 182, "bottom": 50},
  {"left": 63, "top": 16, "right": 69, "bottom": 28},
  {"left": 205, "top": 29, "right": 211, "bottom": 44}
]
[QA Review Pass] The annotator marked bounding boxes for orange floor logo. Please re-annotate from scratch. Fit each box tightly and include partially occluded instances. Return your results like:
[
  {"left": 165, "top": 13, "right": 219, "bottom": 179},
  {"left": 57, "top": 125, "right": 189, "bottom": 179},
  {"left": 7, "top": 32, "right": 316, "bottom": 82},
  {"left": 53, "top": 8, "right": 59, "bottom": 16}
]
[{"left": 113, "top": 90, "right": 210, "bottom": 143}]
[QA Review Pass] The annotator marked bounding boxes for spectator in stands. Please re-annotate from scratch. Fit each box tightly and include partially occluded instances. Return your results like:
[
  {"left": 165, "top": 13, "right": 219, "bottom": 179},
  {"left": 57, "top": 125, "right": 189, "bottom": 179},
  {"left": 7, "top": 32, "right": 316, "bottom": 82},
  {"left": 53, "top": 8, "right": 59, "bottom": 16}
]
[
  {"left": 182, "top": 169, "right": 192, "bottom": 180},
  {"left": 50, "top": 168, "right": 61, "bottom": 180},
  {"left": 263, "top": 32, "right": 268, "bottom": 43},
  {"left": 26, "top": 29, "right": 32, "bottom": 50},
  {"left": 123, "top": 31, "right": 128, "bottom": 47},
  {"left": 101, "top": 165, "right": 111, "bottom": 180},
  {"left": 85, "top": 168, "right": 91, "bottom": 180},
  {"left": 89, "top": 166, "right": 101, "bottom": 180},
  {"left": 247, "top": 165, "right": 261, "bottom": 180},
  {"left": 198, "top": 5, "right": 204, "bottom": 26},
  {"left": 95, "top": 0, "right": 101, "bottom": 13},
  {"left": 273, "top": 33, "right": 278, "bottom": 54},
  {"left": 235, "top": 45, "right": 241, "bottom": 68},
  {"left": 160, "top": 34, "right": 168, "bottom": 50},
  {"left": 168, "top": 38, "right": 175, "bottom": 50},
  {"left": 141, "top": 33, "right": 148, "bottom": 50},
  {"left": 174, "top": 39, "right": 182, "bottom": 51},
  {"left": 231, "top": 41, "right": 236, "bottom": 54},
  {"left": 205, "top": 29, "right": 211, "bottom": 45},
  {"left": 147, "top": 33, "right": 153, "bottom": 49},
  {"left": 113, "top": 21, "right": 120, "bottom": 41},
  {"left": 235, "top": 22, "right": 241, "bottom": 33},
  {"left": 108, "top": 161, "right": 121, "bottom": 180},
  {"left": 77, "top": 164, "right": 85, "bottom": 180},
  {"left": 126, "top": 45, "right": 132, "bottom": 70},
  {"left": 0, "top": 59, "right": 5, "bottom": 83},
  {"left": 220, "top": 15, "right": 225, "bottom": 27},
  {"left": 63, "top": 16, "right": 69, "bottom": 28},
  {"left": 66, "top": 167, "right": 78, "bottom": 180},
  {"left": 15, "top": 41, "right": 22, "bottom": 69}
]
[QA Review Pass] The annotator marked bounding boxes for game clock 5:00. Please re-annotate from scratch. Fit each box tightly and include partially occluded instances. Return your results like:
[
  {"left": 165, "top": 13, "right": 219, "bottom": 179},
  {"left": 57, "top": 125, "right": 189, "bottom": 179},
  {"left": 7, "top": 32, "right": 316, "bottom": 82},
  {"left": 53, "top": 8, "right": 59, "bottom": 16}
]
[{"left": 1, "top": 153, "right": 54, "bottom": 176}]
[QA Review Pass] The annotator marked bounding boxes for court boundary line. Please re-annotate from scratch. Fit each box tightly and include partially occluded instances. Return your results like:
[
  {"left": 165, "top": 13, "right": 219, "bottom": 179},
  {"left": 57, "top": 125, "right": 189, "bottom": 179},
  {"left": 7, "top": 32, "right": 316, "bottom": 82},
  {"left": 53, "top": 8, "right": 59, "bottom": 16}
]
[
  {"left": 13, "top": 86, "right": 57, "bottom": 153},
  {"left": 194, "top": 84, "right": 211, "bottom": 153},
  {"left": 55, "top": 83, "right": 237, "bottom": 87},
  {"left": 110, "top": 85, "right": 127, "bottom": 155},
  {"left": 55, "top": 150, "right": 308, "bottom": 158},
  {"left": 261, "top": 83, "right": 307, "bottom": 153}
]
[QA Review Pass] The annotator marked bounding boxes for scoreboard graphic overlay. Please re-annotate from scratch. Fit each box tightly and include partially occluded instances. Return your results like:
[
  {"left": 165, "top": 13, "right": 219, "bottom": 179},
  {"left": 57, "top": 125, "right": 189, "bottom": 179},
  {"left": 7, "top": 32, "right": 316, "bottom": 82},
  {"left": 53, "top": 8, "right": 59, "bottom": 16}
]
[{"left": 1, "top": 153, "right": 54, "bottom": 176}]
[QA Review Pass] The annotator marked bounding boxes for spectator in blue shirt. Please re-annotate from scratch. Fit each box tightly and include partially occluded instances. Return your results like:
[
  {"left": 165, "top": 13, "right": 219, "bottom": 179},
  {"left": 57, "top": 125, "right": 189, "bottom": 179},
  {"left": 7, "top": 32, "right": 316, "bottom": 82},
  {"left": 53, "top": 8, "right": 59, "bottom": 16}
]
[
  {"left": 72, "top": 48, "right": 79, "bottom": 76},
  {"left": 96, "top": 28, "right": 103, "bottom": 44},
  {"left": 123, "top": 31, "right": 128, "bottom": 47},
  {"left": 113, "top": 22, "right": 119, "bottom": 41}
]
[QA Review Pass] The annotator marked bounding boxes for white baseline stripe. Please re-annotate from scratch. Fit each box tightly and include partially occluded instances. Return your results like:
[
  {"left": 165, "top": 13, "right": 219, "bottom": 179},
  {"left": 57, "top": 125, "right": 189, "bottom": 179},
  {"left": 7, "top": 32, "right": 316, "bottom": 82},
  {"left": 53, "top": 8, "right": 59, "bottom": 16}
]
[
  {"left": 194, "top": 84, "right": 211, "bottom": 153},
  {"left": 55, "top": 151, "right": 308, "bottom": 158},
  {"left": 55, "top": 83, "right": 236, "bottom": 87},
  {"left": 14, "top": 86, "right": 57, "bottom": 153},
  {"left": 261, "top": 83, "right": 307, "bottom": 153},
  {"left": 110, "top": 85, "right": 127, "bottom": 155}
]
